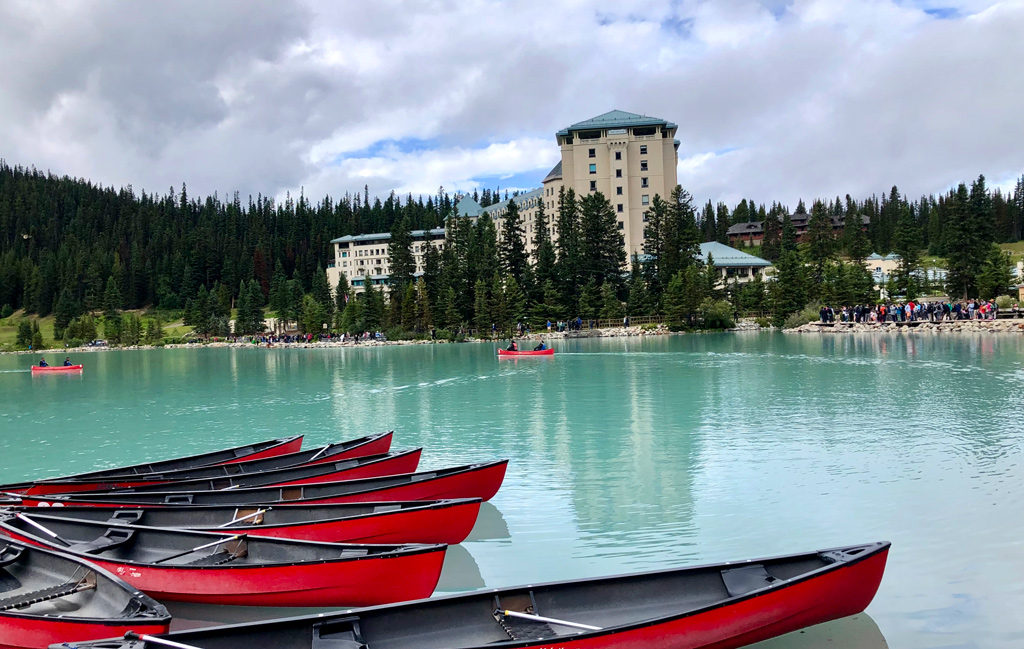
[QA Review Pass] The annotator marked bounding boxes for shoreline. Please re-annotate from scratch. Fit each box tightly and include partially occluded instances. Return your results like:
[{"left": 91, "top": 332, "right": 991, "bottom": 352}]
[
  {"left": 785, "top": 319, "right": 1024, "bottom": 334},
  {"left": 1, "top": 324, "right": 676, "bottom": 356}
]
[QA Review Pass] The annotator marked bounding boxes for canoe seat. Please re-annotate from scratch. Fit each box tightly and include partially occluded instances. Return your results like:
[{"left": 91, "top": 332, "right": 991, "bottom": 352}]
[
  {"left": 721, "top": 564, "right": 778, "bottom": 597},
  {"left": 0, "top": 574, "right": 95, "bottom": 611},
  {"left": 71, "top": 528, "right": 136, "bottom": 555},
  {"left": 182, "top": 551, "right": 240, "bottom": 566},
  {"left": 312, "top": 619, "right": 367, "bottom": 649},
  {"left": 494, "top": 611, "right": 555, "bottom": 642},
  {"left": 107, "top": 510, "right": 145, "bottom": 525},
  {"left": 0, "top": 544, "right": 25, "bottom": 568}
]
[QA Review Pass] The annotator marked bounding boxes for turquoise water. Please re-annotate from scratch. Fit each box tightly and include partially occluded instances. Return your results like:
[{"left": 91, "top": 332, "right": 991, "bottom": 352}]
[{"left": 1, "top": 333, "right": 1022, "bottom": 648}]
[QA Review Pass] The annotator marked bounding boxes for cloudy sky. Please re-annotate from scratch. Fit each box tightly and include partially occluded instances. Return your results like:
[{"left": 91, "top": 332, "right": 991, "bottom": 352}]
[{"left": 1, "top": 0, "right": 1021, "bottom": 209}]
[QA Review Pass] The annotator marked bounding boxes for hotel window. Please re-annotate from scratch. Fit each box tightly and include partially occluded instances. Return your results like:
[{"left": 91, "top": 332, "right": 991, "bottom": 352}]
[
  {"left": 617, "top": 221, "right": 624, "bottom": 230},
  {"left": 341, "top": 251, "right": 348, "bottom": 257},
  {"left": 589, "top": 163, "right": 596, "bottom": 174},
  {"left": 589, "top": 181, "right": 597, "bottom": 191},
  {"left": 615, "top": 151, "right": 622, "bottom": 160},
  {"left": 642, "top": 211, "right": 649, "bottom": 222},
  {"left": 616, "top": 186, "right": 623, "bottom": 195},
  {"left": 641, "top": 177, "right": 648, "bottom": 188},
  {"left": 615, "top": 169, "right": 622, "bottom": 178},
  {"left": 617, "top": 204, "right": 624, "bottom": 213},
  {"left": 639, "top": 145, "right": 647, "bottom": 155},
  {"left": 640, "top": 160, "right": 648, "bottom": 171},
  {"left": 642, "top": 195, "right": 649, "bottom": 205},
  {"left": 589, "top": 148, "right": 595, "bottom": 158}
]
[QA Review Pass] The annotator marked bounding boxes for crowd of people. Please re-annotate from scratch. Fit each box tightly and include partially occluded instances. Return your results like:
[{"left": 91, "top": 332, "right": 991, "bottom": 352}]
[{"left": 818, "top": 299, "right": 1019, "bottom": 323}]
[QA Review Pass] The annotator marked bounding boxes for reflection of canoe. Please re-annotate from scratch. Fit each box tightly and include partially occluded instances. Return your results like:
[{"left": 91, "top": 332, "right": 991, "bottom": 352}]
[
  {"left": 30, "top": 364, "right": 83, "bottom": 372},
  {"left": 17, "top": 460, "right": 509, "bottom": 508},
  {"left": 434, "top": 543, "right": 485, "bottom": 592},
  {"left": 5, "top": 498, "right": 482, "bottom": 544},
  {"left": 0, "top": 436, "right": 304, "bottom": 496},
  {"left": 0, "top": 513, "right": 447, "bottom": 607},
  {"left": 67, "top": 542, "right": 889, "bottom": 649},
  {"left": 748, "top": 612, "right": 888, "bottom": 649},
  {"left": 0, "top": 539, "right": 169, "bottom": 649},
  {"left": 498, "top": 348, "right": 554, "bottom": 356},
  {"left": 22, "top": 432, "right": 393, "bottom": 496}
]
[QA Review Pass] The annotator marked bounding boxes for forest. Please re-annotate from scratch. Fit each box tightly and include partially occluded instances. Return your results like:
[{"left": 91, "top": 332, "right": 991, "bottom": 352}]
[{"left": 1, "top": 159, "right": 1022, "bottom": 347}]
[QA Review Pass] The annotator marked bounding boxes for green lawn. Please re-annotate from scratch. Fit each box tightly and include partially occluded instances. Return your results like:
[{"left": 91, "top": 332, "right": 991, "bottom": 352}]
[
  {"left": 0, "top": 310, "right": 194, "bottom": 350},
  {"left": 999, "top": 242, "right": 1024, "bottom": 263}
]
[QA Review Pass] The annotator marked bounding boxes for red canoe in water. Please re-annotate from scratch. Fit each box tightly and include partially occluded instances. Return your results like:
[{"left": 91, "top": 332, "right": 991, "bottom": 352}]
[
  {"left": 0, "top": 512, "right": 447, "bottom": 607},
  {"left": 55, "top": 542, "right": 890, "bottom": 649},
  {"left": 20, "top": 432, "right": 393, "bottom": 496},
  {"left": 30, "top": 364, "right": 83, "bottom": 372},
  {"left": 0, "top": 436, "right": 304, "bottom": 496},
  {"left": 498, "top": 348, "right": 554, "bottom": 356},
  {"left": 0, "top": 539, "right": 169, "bottom": 649},
  {"left": 3, "top": 498, "right": 482, "bottom": 545}
]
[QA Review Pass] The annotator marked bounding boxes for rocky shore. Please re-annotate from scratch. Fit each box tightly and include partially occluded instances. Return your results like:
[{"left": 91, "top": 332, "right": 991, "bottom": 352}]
[
  {"left": 3, "top": 324, "right": 675, "bottom": 355},
  {"left": 786, "top": 319, "right": 1024, "bottom": 334}
]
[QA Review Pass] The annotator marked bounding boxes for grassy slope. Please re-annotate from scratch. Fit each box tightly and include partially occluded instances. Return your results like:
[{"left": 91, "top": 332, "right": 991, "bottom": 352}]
[{"left": 0, "top": 310, "right": 194, "bottom": 350}]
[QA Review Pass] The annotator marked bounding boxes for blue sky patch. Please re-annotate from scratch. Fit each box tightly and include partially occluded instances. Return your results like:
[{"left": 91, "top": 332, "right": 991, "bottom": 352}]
[
  {"left": 332, "top": 137, "right": 440, "bottom": 164},
  {"left": 923, "top": 6, "right": 959, "bottom": 19}
]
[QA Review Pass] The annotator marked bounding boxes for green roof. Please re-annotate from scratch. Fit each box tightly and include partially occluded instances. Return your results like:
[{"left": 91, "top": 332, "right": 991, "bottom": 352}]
[
  {"left": 698, "top": 242, "right": 772, "bottom": 268},
  {"left": 556, "top": 110, "right": 677, "bottom": 136}
]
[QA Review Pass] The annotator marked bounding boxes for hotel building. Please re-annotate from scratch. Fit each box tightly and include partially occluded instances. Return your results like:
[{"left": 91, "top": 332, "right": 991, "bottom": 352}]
[{"left": 327, "top": 110, "right": 680, "bottom": 292}]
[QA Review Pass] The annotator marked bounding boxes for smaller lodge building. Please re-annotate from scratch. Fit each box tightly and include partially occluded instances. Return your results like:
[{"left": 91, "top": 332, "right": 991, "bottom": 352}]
[{"left": 726, "top": 213, "right": 870, "bottom": 248}]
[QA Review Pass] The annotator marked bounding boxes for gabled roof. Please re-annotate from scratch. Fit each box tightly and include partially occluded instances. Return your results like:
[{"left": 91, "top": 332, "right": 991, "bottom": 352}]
[
  {"left": 453, "top": 195, "right": 484, "bottom": 218},
  {"left": 482, "top": 187, "right": 543, "bottom": 216},
  {"left": 698, "top": 242, "right": 772, "bottom": 267},
  {"left": 543, "top": 161, "right": 562, "bottom": 183},
  {"left": 556, "top": 110, "right": 677, "bottom": 136}
]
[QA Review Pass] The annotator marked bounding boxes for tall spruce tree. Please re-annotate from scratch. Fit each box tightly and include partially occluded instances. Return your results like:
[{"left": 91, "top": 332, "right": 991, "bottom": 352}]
[
  {"left": 498, "top": 200, "right": 528, "bottom": 285},
  {"left": 387, "top": 216, "right": 415, "bottom": 293}
]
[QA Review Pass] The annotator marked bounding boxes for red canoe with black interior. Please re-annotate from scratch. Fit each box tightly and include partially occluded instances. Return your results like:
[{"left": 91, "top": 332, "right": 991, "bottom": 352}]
[
  {"left": 22, "top": 432, "right": 393, "bottom": 496},
  {"left": 0, "top": 436, "right": 303, "bottom": 496},
  {"left": 0, "top": 513, "right": 447, "bottom": 607},
  {"left": 51, "top": 448, "right": 423, "bottom": 497},
  {"left": 3, "top": 498, "right": 482, "bottom": 544},
  {"left": 29, "top": 364, "right": 83, "bottom": 373},
  {"left": 54, "top": 542, "right": 890, "bottom": 649},
  {"left": 12, "top": 460, "right": 508, "bottom": 508},
  {"left": 498, "top": 348, "right": 554, "bottom": 356},
  {"left": 0, "top": 539, "right": 169, "bottom": 649}
]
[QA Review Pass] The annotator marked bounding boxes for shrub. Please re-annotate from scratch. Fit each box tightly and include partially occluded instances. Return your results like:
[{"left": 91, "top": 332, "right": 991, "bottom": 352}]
[
  {"left": 0, "top": 304, "right": 12, "bottom": 319},
  {"left": 384, "top": 327, "right": 414, "bottom": 341},
  {"left": 995, "top": 295, "right": 1014, "bottom": 309},
  {"left": 755, "top": 317, "right": 772, "bottom": 328},
  {"left": 699, "top": 299, "right": 735, "bottom": 330},
  {"left": 782, "top": 304, "right": 822, "bottom": 330}
]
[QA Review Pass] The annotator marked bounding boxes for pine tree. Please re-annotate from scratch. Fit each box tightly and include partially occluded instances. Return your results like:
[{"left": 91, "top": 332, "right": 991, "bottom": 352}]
[
  {"left": 489, "top": 274, "right": 508, "bottom": 336},
  {"left": 387, "top": 217, "right": 415, "bottom": 293},
  {"left": 579, "top": 192, "right": 625, "bottom": 289},
  {"left": 600, "top": 283, "right": 624, "bottom": 320},
  {"left": 892, "top": 205, "right": 922, "bottom": 299},
  {"left": 498, "top": 200, "right": 528, "bottom": 285},
  {"left": 533, "top": 195, "right": 556, "bottom": 291},
  {"left": 555, "top": 187, "right": 583, "bottom": 309},
  {"left": 311, "top": 268, "right": 334, "bottom": 324},
  {"left": 761, "top": 209, "right": 782, "bottom": 262}
]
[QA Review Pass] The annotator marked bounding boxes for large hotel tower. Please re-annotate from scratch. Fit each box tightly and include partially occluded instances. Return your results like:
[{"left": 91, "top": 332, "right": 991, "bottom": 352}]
[{"left": 328, "top": 110, "right": 680, "bottom": 291}]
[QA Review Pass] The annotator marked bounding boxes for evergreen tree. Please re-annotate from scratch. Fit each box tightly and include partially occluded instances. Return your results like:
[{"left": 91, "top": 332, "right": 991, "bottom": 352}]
[
  {"left": 387, "top": 217, "right": 416, "bottom": 293},
  {"left": 579, "top": 192, "right": 626, "bottom": 289},
  {"left": 577, "top": 281, "right": 601, "bottom": 320},
  {"left": 663, "top": 272, "right": 688, "bottom": 330},
  {"left": 15, "top": 319, "right": 32, "bottom": 348},
  {"left": 804, "top": 200, "right": 834, "bottom": 296},
  {"left": 333, "top": 275, "right": 350, "bottom": 326},
  {"left": 976, "top": 244, "right": 1013, "bottom": 300},
  {"left": 473, "top": 278, "right": 491, "bottom": 336},
  {"left": 761, "top": 210, "right": 782, "bottom": 262},
  {"left": 311, "top": 268, "right": 334, "bottom": 325},
  {"left": 892, "top": 205, "right": 922, "bottom": 299},
  {"left": 554, "top": 188, "right": 583, "bottom": 310},
  {"left": 533, "top": 196, "right": 557, "bottom": 291},
  {"left": 625, "top": 258, "right": 652, "bottom": 317},
  {"left": 498, "top": 200, "right": 528, "bottom": 285},
  {"left": 770, "top": 249, "right": 807, "bottom": 326},
  {"left": 600, "top": 283, "right": 624, "bottom": 320},
  {"left": 299, "top": 294, "right": 326, "bottom": 335},
  {"left": 489, "top": 274, "right": 508, "bottom": 336},
  {"left": 504, "top": 275, "right": 527, "bottom": 329}
]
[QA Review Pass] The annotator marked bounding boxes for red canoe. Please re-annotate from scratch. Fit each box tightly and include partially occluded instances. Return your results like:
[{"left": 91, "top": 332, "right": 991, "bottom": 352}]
[
  {"left": 0, "top": 539, "right": 169, "bottom": 649},
  {"left": 0, "top": 436, "right": 304, "bottom": 496},
  {"left": 57, "top": 542, "right": 890, "bottom": 649},
  {"left": 3, "top": 498, "right": 482, "bottom": 545},
  {"left": 0, "top": 513, "right": 447, "bottom": 607},
  {"left": 21, "top": 432, "right": 394, "bottom": 496},
  {"left": 13, "top": 460, "right": 508, "bottom": 508},
  {"left": 49, "top": 449, "right": 423, "bottom": 497},
  {"left": 30, "top": 364, "right": 83, "bottom": 373},
  {"left": 498, "top": 348, "right": 554, "bottom": 356}
]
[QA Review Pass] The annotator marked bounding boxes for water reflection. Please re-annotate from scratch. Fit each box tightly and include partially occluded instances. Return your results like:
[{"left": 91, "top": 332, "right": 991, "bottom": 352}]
[
  {"left": 750, "top": 614, "right": 888, "bottom": 649},
  {"left": 434, "top": 544, "right": 485, "bottom": 592},
  {"left": 465, "top": 502, "right": 510, "bottom": 541}
]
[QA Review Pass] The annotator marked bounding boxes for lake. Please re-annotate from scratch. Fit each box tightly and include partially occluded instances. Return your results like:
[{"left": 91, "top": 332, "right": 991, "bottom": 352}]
[{"left": 1, "top": 332, "right": 1022, "bottom": 648}]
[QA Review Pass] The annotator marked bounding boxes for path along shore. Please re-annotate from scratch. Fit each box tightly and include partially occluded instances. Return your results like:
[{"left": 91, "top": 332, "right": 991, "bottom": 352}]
[{"left": 786, "top": 319, "right": 1024, "bottom": 334}]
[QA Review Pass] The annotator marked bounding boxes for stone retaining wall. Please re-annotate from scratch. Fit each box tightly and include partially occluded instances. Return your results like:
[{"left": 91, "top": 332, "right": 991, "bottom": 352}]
[{"left": 786, "top": 320, "right": 1024, "bottom": 334}]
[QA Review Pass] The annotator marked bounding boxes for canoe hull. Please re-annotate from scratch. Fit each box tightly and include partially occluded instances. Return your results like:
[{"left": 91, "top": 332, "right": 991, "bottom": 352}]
[
  {"left": 50, "top": 543, "right": 889, "bottom": 649},
  {"left": 16, "top": 460, "right": 509, "bottom": 508},
  {"left": 497, "top": 349, "right": 553, "bottom": 356},
  {"left": 5, "top": 499, "right": 483, "bottom": 545},
  {"left": 29, "top": 364, "right": 83, "bottom": 373},
  {"left": 23, "top": 433, "right": 392, "bottom": 496},
  {"left": 1, "top": 616, "right": 167, "bottom": 649}
]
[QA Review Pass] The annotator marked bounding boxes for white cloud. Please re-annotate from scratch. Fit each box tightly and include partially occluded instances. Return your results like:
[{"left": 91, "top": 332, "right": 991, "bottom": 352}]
[{"left": 0, "top": 0, "right": 1020, "bottom": 211}]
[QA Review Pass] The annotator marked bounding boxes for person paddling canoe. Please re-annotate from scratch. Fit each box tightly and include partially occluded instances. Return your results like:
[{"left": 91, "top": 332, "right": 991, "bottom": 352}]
[
  {"left": 63, "top": 356, "right": 73, "bottom": 366},
  {"left": 506, "top": 340, "right": 518, "bottom": 351},
  {"left": 38, "top": 358, "right": 48, "bottom": 367}
]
